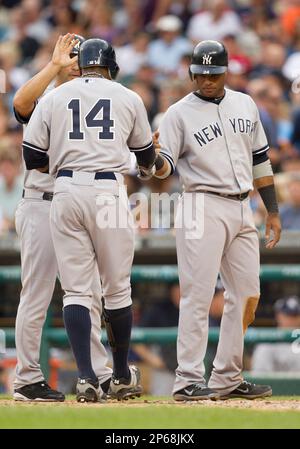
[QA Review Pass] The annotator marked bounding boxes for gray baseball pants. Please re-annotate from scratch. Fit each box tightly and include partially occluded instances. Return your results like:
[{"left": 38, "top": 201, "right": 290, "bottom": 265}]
[
  {"left": 14, "top": 195, "right": 112, "bottom": 389},
  {"left": 173, "top": 192, "right": 260, "bottom": 395}
]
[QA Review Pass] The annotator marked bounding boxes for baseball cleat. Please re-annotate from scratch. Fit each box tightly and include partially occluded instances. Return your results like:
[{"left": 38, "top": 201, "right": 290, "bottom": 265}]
[
  {"left": 13, "top": 381, "right": 65, "bottom": 402},
  {"left": 219, "top": 381, "right": 272, "bottom": 400},
  {"left": 76, "top": 378, "right": 105, "bottom": 403},
  {"left": 108, "top": 365, "right": 143, "bottom": 400},
  {"left": 173, "top": 383, "right": 220, "bottom": 401}
]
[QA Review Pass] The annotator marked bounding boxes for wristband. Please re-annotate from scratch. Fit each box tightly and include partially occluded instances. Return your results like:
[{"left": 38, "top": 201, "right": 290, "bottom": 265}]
[{"left": 258, "top": 184, "right": 279, "bottom": 213}]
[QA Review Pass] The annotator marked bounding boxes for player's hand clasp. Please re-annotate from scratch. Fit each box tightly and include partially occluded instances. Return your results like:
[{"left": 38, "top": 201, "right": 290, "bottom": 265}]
[{"left": 137, "top": 164, "right": 156, "bottom": 181}]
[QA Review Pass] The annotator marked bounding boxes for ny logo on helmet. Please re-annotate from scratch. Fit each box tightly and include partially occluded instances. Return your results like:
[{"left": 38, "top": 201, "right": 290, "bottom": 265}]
[
  {"left": 202, "top": 54, "right": 212, "bottom": 65},
  {"left": 73, "top": 40, "right": 80, "bottom": 51},
  {"left": 91, "top": 49, "right": 103, "bottom": 65}
]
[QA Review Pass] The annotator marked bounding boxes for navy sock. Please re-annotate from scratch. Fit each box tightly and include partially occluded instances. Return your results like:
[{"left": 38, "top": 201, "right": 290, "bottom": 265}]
[
  {"left": 63, "top": 305, "right": 97, "bottom": 382},
  {"left": 104, "top": 305, "right": 132, "bottom": 380}
]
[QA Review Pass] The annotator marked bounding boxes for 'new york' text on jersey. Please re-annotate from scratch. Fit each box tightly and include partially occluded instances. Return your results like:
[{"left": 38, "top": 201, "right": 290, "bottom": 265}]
[{"left": 158, "top": 88, "right": 269, "bottom": 194}]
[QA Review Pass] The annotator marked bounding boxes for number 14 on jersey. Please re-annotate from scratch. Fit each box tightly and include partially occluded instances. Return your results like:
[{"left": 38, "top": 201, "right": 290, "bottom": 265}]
[{"left": 68, "top": 98, "right": 114, "bottom": 140}]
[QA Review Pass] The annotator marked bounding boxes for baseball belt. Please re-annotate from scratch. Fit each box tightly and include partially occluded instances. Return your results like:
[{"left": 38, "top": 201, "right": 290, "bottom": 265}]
[
  {"left": 22, "top": 189, "right": 53, "bottom": 201},
  {"left": 198, "top": 190, "right": 250, "bottom": 201},
  {"left": 56, "top": 170, "right": 116, "bottom": 180}
]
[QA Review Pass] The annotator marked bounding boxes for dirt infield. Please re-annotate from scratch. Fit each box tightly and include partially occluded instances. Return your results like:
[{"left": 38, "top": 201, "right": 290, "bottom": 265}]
[
  {"left": 1, "top": 398, "right": 300, "bottom": 412},
  {"left": 1, "top": 397, "right": 300, "bottom": 428}
]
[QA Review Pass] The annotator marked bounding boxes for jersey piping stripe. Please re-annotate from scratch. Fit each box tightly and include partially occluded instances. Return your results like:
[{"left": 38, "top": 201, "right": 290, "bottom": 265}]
[
  {"left": 22, "top": 141, "right": 48, "bottom": 152},
  {"left": 129, "top": 141, "right": 153, "bottom": 152},
  {"left": 253, "top": 151, "right": 269, "bottom": 166},
  {"left": 23, "top": 146, "right": 49, "bottom": 170},
  {"left": 160, "top": 151, "right": 175, "bottom": 174},
  {"left": 22, "top": 144, "right": 48, "bottom": 156},
  {"left": 253, "top": 144, "right": 269, "bottom": 155},
  {"left": 253, "top": 146, "right": 269, "bottom": 155}
]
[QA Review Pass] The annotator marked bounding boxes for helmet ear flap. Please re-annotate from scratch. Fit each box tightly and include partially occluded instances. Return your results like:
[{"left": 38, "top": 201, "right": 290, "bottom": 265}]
[
  {"left": 110, "top": 63, "right": 120, "bottom": 80},
  {"left": 189, "top": 67, "right": 194, "bottom": 81}
]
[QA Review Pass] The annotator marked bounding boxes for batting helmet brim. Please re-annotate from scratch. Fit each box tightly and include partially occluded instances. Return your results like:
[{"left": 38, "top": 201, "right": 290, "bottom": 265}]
[{"left": 190, "top": 64, "right": 227, "bottom": 75}]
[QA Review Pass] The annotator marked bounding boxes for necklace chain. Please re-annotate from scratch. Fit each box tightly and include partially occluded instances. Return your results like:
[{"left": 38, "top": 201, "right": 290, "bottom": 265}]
[{"left": 81, "top": 73, "right": 104, "bottom": 78}]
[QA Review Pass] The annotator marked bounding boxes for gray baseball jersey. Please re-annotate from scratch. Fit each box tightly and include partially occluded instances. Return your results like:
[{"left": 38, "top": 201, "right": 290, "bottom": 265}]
[
  {"left": 158, "top": 88, "right": 267, "bottom": 396},
  {"left": 22, "top": 160, "right": 54, "bottom": 192},
  {"left": 14, "top": 83, "right": 112, "bottom": 392},
  {"left": 23, "top": 77, "right": 153, "bottom": 175},
  {"left": 158, "top": 88, "right": 269, "bottom": 194},
  {"left": 14, "top": 86, "right": 55, "bottom": 193},
  {"left": 22, "top": 73, "right": 152, "bottom": 334}
]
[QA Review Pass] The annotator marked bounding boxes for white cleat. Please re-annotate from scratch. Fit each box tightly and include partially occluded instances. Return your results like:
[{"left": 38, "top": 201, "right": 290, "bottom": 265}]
[
  {"left": 108, "top": 365, "right": 143, "bottom": 400},
  {"left": 76, "top": 378, "right": 106, "bottom": 403}
]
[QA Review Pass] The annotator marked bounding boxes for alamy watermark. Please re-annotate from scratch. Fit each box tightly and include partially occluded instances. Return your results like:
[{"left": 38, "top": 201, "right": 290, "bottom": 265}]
[{"left": 95, "top": 186, "right": 205, "bottom": 239}]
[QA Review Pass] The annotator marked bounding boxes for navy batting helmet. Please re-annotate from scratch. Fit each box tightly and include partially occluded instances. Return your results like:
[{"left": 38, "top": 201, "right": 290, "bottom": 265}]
[
  {"left": 189, "top": 40, "right": 228, "bottom": 80},
  {"left": 70, "top": 34, "right": 85, "bottom": 57},
  {"left": 79, "top": 38, "right": 119, "bottom": 79}
]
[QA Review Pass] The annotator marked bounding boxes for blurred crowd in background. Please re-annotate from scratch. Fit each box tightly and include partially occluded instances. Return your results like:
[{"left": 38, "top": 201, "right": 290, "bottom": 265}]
[
  {"left": 1, "top": 0, "right": 300, "bottom": 394},
  {"left": 1, "top": 0, "right": 300, "bottom": 233}
]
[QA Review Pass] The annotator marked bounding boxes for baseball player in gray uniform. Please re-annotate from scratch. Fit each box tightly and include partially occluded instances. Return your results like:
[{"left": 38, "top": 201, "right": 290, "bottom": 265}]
[
  {"left": 13, "top": 34, "right": 112, "bottom": 402},
  {"left": 153, "top": 40, "right": 281, "bottom": 401},
  {"left": 22, "top": 38, "right": 157, "bottom": 402}
]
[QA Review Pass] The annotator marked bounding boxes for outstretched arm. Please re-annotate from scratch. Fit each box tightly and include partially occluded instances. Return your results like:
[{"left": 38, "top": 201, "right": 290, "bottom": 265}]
[
  {"left": 152, "top": 130, "right": 173, "bottom": 179},
  {"left": 13, "top": 33, "right": 78, "bottom": 120}
]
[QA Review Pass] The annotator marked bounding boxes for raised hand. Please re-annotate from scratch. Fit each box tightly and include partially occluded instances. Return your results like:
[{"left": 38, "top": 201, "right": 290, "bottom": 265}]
[{"left": 52, "top": 34, "right": 79, "bottom": 68}]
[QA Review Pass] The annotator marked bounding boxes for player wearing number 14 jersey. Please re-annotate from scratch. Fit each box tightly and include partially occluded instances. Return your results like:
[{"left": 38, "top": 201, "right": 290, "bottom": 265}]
[
  {"left": 22, "top": 38, "right": 157, "bottom": 401},
  {"left": 13, "top": 34, "right": 113, "bottom": 403}
]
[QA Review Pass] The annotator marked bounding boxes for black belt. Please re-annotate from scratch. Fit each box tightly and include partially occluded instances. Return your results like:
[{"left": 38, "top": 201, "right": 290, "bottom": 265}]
[
  {"left": 22, "top": 189, "right": 53, "bottom": 201},
  {"left": 199, "top": 190, "right": 249, "bottom": 201},
  {"left": 56, "top": 170, "right": 116, "bottom": 180}
]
